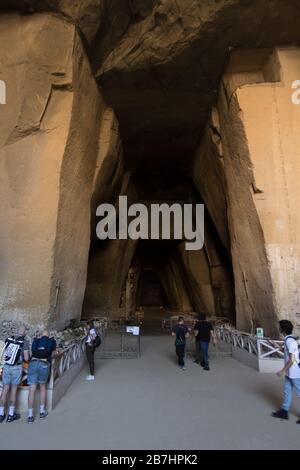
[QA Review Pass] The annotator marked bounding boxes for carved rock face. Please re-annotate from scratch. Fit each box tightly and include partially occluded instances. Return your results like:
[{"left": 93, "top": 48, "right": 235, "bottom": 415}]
[
  {"left": 96, "top": 0, "right": 300, "bottom": 169},
  {"left": 0, "top": 2, "right": 299, "bottom": 337},
  {"left": 0, "top": 0, "right": 105, "bottom": 45}
]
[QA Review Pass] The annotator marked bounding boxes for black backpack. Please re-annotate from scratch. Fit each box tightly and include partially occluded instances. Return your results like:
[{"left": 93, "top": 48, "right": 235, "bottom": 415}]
[
  {"left": 93, "top": 333, "right": 101, "bottom": 348},
  {"left": 32, "top": 337, "right": 55, "bottom": 360},
  {"left": 175, "top": 326, "right": 186, "bottom": 346}
]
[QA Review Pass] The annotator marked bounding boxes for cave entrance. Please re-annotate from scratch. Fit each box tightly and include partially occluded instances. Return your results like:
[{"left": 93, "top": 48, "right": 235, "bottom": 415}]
[
  {"left": 134, "top": 240, "right": 185, "bottom": 330},
  {"left": 137, "top": 268, "right": 169, "bottom": 329},
  {"left": 82, "top": 171, "right": 236, "bottom": 332},
  {"left": 137, "top": 270, "right": 165, "bottom": 308}
]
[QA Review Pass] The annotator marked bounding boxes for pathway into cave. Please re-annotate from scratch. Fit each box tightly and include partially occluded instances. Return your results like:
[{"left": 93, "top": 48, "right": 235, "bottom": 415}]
[
  {"left": 83, "top": 171, "right": 236, "bottom": 331},
  {"left": 2, "top": 0, "right": 300, "bottom": 346},
  {"left": 1, "top": 336, "right": 299, "bottom": 450}
]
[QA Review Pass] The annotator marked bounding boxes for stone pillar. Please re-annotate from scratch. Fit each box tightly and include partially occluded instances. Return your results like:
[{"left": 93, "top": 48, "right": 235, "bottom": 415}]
[
  {"left": 0, "top": 14, "right": 105, "bottom": 329},
  {"left": 82, "top": 174, "right": 138, "bottom": 319},
  {"left": 125, "top": 266, "right": 140, "bottom": 318},
  {"left": 218, "top": 48, "right": 300, "bottom": 335}
]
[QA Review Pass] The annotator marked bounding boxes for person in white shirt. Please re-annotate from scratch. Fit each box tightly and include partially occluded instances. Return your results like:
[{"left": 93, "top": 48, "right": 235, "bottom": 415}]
[
  {"left": 85, "top": 321, "right": 97, "bottom": 381},
  {"left": 272, "top": 320, "right": 300, "bottom": 424}
]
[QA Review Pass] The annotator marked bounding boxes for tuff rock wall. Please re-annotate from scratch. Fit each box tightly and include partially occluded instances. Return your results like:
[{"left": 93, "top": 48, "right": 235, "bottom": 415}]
[
  {"left": 193, "top": 47, "right": 300, "bottom": 336},
  {"left": 1, "top": 1, "right": 300, "bottom": 336},
  {"left": 0, "top": 13, "right": 123, "bottom": 330}
]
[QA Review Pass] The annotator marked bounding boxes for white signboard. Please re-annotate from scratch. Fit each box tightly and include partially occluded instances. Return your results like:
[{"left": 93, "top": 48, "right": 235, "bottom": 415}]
[
  {"left": 126, "top": 326, "right": 140, "bottom": 336},
  {"left": 256, "top": 328, "right": 264, "bottom": 338}
]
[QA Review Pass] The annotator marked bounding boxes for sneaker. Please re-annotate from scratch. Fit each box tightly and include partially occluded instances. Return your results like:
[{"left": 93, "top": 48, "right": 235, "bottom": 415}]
[
  {"left": 86, "top": 375, "right": 95, "bottom": 381},
  {"left": 296, "top": 419, "right": 300, "bottom": 425},
  {"left": 272, "top": 409, "right": 289, "bottom": 420},
  {"left": 181, "top": 366, "right": 186, "bottom": 370},
  {"left": 193, "top": 359, "right": 199, "bottom": 364},
  {"left": 203, "top": 366, "right": 210, "bottom": 371},
  {"left": 40, "top": 411, "right": 48, "bottom": 419},
  {"left": 7, "top": 413, "right": 20, "bottom": 423},
  {"left": 200, "top": 361, "right": 205, "bottom": 367},
  {"left": 27, "top": 416, "right": 34, "bottom": 424},
  {"left": 0, "top": 414, "right": 6, "bottom": 423}
]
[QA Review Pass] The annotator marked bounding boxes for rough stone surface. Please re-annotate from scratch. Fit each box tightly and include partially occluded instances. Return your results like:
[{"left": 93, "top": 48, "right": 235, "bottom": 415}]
[
  {"left": 1, "top": 4, "right": 300, "bottom": 338},
  {"left": 0, "top": 1, "right": 105, "bottom": 46},
  {"left": 193, "top": 47, "right": 300, "bottom": 336},
  {"left": 90, "top": 107, "right": 124, "bottom": 239},
  {"left": 193, "top": 119, "right": 230, "bottom": 253},
  {"left": 98, "top": 0, "right": 300, "bottom": 168},
  {"left": 231, "top": 48, "right": 300, "bottom": 330},
  {"left": 0, "top": 319, "right": 86, "bottom": 348},
  {"left": 157, "top": 257, "right": 193, "bottom": 313},
  {"left": 83, "top": 174, "right": 138, "bottom": 318},
  {"left": 0, "top": 14, "right": 104, "bottom": 329}
]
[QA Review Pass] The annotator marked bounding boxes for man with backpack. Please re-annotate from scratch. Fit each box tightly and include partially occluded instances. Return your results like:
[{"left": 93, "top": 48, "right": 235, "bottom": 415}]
[
  {"left": 171, "top": 316, "right": 189, "bottom": 370},
  {"left": 0, "top": 325, "right": 29, "bottom": 423},
  {"left": 27, "top": 329, "right": 57, "bottom": 423},
  {"left": 272, "top": 320, "right": 300, "bottom": 424}
]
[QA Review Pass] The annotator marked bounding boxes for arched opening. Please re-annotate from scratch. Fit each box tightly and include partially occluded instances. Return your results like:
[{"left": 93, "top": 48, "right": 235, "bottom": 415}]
[{"left": 82, "top": 170, "right": 236, "bottom": 331}]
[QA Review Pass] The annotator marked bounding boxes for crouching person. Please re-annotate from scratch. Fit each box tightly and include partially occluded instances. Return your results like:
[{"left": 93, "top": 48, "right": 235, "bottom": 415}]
[
  {"left": 27, "top": 329, "right": 56, "bottom": 423},
  {"left": 0, "top": 326, "right": 29, "bottom": 423}
]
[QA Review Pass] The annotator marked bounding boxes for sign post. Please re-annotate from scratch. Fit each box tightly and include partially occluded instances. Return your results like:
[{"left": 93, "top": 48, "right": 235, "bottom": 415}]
[{"left": 256, "top": 328, "right": 264, "bottom": 339}]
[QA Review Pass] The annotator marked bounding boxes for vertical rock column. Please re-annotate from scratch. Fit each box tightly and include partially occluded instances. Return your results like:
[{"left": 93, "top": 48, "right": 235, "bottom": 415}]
[
  {"left": 0, "top": 14, "right": 105, "bottom": 329},
  {"left": 217, "top": 48, "right": 300, "bottom": 335}
]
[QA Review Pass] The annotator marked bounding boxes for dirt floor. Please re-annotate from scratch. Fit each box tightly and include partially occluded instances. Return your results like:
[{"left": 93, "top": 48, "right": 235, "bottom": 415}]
[{"left": 0, "top": 335, "right": 299, "bottom": 450}]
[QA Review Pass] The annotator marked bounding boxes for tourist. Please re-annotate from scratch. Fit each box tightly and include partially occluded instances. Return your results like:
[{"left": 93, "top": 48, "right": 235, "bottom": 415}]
[
  {"left": 193, "top": 314, "right": 200, "bottom": 364},
  {"left": 85, "top": 320, "right": 98, "bottom": 381},
  {"left": 272, "top": 320, "right": 300, "bottom": 423},
  {"left": 171, "top": 316, "right": 189, "bottom": 370},
  {"left": 27, "top": 329, "right": 57, "bottom": 423},
  {"left": 194, "top": 313, "right": 216, "bottom": 371},
  {"left": 0, "top": 325, "right": 29, "bottom": 423}
]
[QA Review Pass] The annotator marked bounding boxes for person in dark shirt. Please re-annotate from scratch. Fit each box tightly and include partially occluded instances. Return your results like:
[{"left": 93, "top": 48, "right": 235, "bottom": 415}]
[
  {"left": 193, "top": 314, "right": 201, "bottom": 364},
  {"left": 171, "top": 316, "right": 189, "bottom": 370},
  {"left": 194, "top": 314, "right": 216, "bottom": 371},
  {"left": 27, "top": 329, "right": 57, "bottom": 423}
]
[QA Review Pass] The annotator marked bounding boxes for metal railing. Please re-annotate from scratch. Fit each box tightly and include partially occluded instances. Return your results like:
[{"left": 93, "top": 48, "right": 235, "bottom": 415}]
[
  {"left": 49, "top": 337, "right": 86, "bottom": 389},
  {"left": 215, "top": 326, "right": 284, "bottom": 360},
  {"left": 96, "top": 327, "right": 141, "bottom": 359}
]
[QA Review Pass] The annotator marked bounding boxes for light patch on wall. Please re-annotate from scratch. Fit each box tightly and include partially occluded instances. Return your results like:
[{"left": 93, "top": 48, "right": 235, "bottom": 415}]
[
  {"left": 0, "top": 80, "right": 6, "bottom": 104},
  {"left": 291, "top": 80, "right": 300, "bottom": 105},
  {"left": 275, "top": 219, "right": 285, "bottom": 231}
]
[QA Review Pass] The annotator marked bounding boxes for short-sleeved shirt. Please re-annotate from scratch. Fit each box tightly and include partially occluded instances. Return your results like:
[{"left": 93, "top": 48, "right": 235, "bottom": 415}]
[
  {"left": 31, "top": 336, "right": 56, "bottom": 363},
  {"left": 21, "top": 338, "right": 30, "bottom": 363},
  {"left": 172, "top": 324, "right": 189, "bottom": 345},
  {"left": 284, "top": 336, "right": 300, "bottom": 379},
  {"left": 4, "top": 336, "right": 30, "bottom": 365},
  {"left": 86, "top": 328, "right": 97, "bottom": 345},
  {"left": 194, "top": 321, "right": 213, "bottom": 342}
]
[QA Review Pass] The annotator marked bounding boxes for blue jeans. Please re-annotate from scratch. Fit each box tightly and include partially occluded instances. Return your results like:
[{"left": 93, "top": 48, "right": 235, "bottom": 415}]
[
  {"left": 2, "top": 364, "right": 23, "bottom": 386},
  {"left": 282, "top": 376, "right": 300, "bottom": 411},
  {"left": 199, "top": 341, "right": 209, "bottom": 368},
  {"left": 27, "top": 360, "right": 50, "bottom": 385},
  {"left": 175, "top": 345, "right": 185, "bottom": 367}
]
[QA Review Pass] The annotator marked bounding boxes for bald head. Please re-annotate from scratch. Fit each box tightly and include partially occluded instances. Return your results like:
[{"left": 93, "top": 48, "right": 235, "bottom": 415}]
[
  {"left": 18, "top": 325, "right": 26, "bottom": 337},
  {"left": 42, "top": 329, "right": 49, "bottom": 337}
]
